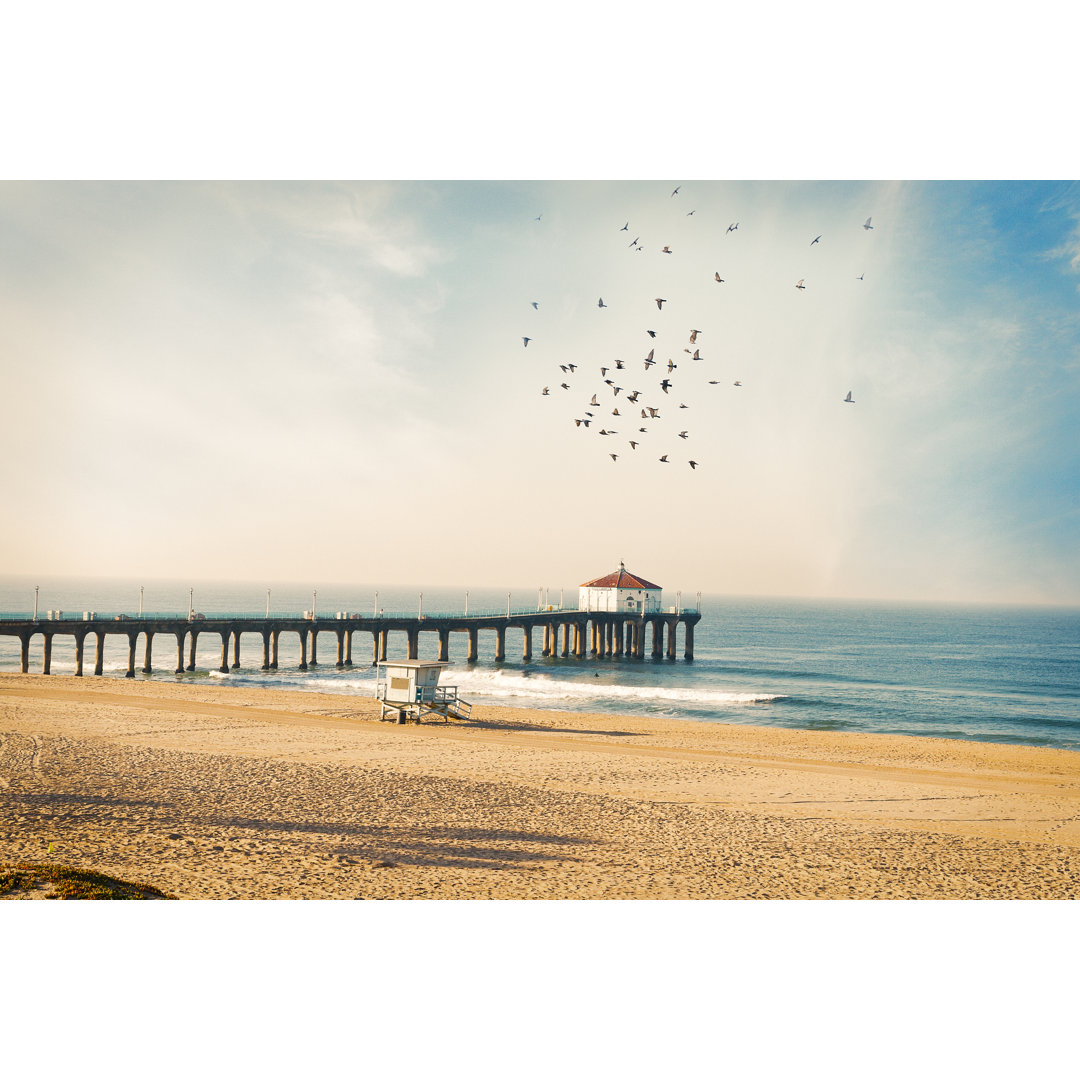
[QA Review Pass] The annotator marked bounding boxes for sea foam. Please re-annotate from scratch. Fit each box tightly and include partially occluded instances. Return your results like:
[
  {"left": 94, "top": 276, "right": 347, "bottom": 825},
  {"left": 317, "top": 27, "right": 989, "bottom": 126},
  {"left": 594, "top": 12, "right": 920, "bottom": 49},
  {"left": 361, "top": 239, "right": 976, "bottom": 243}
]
[{"left": 440, "top": 667, "right": 782, "bottom": 707}]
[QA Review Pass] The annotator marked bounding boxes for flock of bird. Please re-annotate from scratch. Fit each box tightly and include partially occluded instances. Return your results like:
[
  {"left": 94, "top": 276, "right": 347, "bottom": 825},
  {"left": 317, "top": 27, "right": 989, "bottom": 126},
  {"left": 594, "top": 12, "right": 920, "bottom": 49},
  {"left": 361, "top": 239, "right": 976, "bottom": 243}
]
[{"left": 525, "top": 187, "right": 871, "bottom": 470}]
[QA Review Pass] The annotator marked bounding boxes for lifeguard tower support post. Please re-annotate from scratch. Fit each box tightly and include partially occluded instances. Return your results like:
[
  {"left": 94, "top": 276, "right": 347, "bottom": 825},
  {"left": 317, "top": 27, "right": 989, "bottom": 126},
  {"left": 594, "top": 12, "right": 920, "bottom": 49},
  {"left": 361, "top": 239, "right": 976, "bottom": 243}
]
[{"left": 374, "top": 659, "right": 472, "bottom": 724}]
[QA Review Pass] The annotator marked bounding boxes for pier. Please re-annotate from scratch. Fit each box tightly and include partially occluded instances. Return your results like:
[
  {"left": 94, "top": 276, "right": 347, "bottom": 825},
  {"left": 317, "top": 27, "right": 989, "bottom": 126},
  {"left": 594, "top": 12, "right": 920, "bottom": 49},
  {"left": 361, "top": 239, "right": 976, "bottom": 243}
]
[{"left": 0, "top": 607, "right": 701, "bottom": 677}]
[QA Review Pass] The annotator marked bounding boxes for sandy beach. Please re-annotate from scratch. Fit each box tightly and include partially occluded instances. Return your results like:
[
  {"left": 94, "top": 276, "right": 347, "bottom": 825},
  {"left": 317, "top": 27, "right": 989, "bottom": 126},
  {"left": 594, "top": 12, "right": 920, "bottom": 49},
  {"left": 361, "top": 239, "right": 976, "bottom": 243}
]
[{"left": 2, "top": 671, "right": 1079, "bottom": 899}]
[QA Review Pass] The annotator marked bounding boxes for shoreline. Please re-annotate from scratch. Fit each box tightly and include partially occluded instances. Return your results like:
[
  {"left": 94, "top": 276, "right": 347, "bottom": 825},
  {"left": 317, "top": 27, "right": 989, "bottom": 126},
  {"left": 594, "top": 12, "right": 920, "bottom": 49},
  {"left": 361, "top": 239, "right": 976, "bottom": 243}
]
[{"left": 3, "top": 672, "right": 1079, "bottom": 899}]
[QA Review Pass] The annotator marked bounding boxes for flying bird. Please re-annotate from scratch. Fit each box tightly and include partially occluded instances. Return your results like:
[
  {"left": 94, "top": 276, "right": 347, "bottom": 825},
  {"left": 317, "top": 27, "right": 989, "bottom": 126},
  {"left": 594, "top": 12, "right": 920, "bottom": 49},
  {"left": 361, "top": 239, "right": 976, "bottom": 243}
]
[
  {"left": 620, "top": 222, "right": 629, "bottom": 231},
  {"left": 811, "top": 235, "right": 821, "bottom": 245},
  {"left": 567, "top": 363, "right": 577, "bottom": 372},
  {"left": 612, "top": 408, "right": 621, "bottom": 416},
  {"left": 590, "top": 394, "right": 599, "bottom": 406},
  {"left": 662, "top": 246, "right": 672, "bottom": 254},
  {"left": 689, "top": 330, "right": 701, "bottom": 344},
  {"left": 610, "top": 454, "right": 618, "bottom": 461},
  {"left": 601, "top": 367, "right": 609, "bottom": 376},
  {"left": 795, "top": 279, "right": 805, "bottom": 290},
  {"left": 541, "top": 387, "right": 549, "bottom": 395},
  {"left": 660, "top": 379, "right": 672, "bottom": 393},
  {"left": 535, "top": 214, "right": 542, "bottom": 221},
  {"left": 688, "top": 461, "right": 698, "bottom": 470},
  {"left": 614, "top": 359, "right": 625, "bottom": 369},
  {"left": 708, "top": 380, "right": 720, "bottom": 385},
  {"left": 626, "top": 390, "right": 640, "bottom": 402},
  {"left": 655, "top": 298, "right": 667, "bottom": 309},
  {"left": 686, "top": 210, "right": 696, "bottom": 216},
  {"left": 667, "top": 359, "right": 677, "bottom": 373},
  {"left": 715, "top": 273, "right": 724, "bottom": 282},
  {"left": 671, "top": 186, "right": 680, "bottom": 197},
  {"left": 598, "top": 297, "right": 607, "bottom": 308},
  {"left": 646, "top": 407, "right": 660, "bottom": 418},
  {"left": 844, "top": 391, "right": 855, "bottom": 403},
  {"left": 678, "top": 431, "right": 689, "bottom": 439},
  {"left": 679, "top": 403, "right": 689, "bottom": 409},
  {"left": 857, "top": 272, "right": 864, "bottom": 280},
  {"left": 733, "top": 380, "right": 742, "bottom": 386},
  {"left": 727, "top": 222, "right": 739, "bottom": 233},
  {"left": 646, "top": 330, "right": 657, "bottom": 338},
  {"left": 863, "top": 217, "right": 874, "bottom": 230},
  {"left": 523, "top": 337, "right": 532, "bottom": 346},
  {"left": 560, "top": 383, "right": 570, "bottom": 390},
  {"left": 629, "top": 236, "right": 640, "bottom": 247},
  {"left": 659, "top": 455, "right": 669, "bottom": 463},
  {"left": 599, "top": 428, "right": 615, "bottom": 436},
  {"left": 531, "top": 301, "right": 539, "bottom": 309},
  {"left": 559, "top": 364, "right": 570, "bottom": 373},
  {"left": 629, "top": 441, "right": 639, "bottom": 449}
]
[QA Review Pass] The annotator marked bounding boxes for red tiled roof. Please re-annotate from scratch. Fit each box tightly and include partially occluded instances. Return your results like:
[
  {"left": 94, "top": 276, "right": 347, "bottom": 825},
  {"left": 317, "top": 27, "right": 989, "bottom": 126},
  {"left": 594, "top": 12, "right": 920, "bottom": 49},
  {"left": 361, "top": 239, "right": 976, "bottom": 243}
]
[{"left": 580, "top": 568, "right": 662, "bottom": 590}]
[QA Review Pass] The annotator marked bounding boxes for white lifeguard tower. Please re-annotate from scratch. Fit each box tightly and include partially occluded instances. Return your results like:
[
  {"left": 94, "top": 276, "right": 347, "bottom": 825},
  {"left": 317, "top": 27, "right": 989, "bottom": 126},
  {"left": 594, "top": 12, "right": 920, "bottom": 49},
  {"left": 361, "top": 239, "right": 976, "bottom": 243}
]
[
  {"left": 578, "top": 562, "right": 663, "bottom": 614},
  {"left": 374, "top": 659, "right": 472, "bottom": 724}
]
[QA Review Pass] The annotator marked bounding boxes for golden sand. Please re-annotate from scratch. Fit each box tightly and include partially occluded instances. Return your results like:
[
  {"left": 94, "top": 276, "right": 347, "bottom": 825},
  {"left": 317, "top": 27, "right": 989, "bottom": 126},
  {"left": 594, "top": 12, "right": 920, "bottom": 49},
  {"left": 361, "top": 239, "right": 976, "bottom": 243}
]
[{"left": 2, "top": 672, "right": 1079, "bottom": 899}]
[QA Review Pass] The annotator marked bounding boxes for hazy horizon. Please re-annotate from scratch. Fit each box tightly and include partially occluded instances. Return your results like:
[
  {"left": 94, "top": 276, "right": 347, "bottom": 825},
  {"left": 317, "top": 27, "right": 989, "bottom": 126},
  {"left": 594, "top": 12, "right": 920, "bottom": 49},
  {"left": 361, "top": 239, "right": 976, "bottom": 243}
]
[{"left": 3, "top": 571, "right": 1079, "bottom": 614}]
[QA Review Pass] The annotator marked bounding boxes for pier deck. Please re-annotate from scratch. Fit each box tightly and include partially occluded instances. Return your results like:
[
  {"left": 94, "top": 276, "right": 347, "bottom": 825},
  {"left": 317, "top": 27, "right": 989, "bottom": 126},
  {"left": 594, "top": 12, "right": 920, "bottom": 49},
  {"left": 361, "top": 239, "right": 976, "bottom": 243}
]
[{"left": 0, "top": 608, "right": 701, "bottom": 677}]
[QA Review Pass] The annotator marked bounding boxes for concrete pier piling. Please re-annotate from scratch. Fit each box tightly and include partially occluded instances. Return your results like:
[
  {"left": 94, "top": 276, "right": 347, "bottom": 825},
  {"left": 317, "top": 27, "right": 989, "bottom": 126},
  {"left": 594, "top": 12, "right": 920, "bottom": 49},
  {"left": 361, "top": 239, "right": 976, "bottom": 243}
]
[{"left": 1, "top": 608, "right": 702, "bottom": 678}]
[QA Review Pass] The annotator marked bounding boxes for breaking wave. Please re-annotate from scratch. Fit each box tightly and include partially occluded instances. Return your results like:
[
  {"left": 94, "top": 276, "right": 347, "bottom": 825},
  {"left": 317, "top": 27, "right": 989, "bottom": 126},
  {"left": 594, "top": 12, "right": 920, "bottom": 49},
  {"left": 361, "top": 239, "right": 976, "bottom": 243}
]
[{"left": 440, "top": 668, "right": 782, "bottom": 707}]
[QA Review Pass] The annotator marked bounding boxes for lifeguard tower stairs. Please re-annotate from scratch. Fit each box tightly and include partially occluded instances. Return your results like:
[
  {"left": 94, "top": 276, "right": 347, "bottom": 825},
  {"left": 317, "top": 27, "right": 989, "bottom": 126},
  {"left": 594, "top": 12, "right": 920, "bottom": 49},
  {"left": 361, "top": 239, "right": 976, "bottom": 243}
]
[{"left": 375, "top": 659, "right": 472, "bottom": 724}]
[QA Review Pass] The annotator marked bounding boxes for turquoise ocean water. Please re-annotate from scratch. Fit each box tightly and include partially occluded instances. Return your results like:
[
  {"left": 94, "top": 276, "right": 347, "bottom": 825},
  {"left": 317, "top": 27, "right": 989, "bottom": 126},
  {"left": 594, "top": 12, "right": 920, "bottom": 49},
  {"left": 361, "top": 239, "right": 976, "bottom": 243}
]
[{"left": 2, "top": 576, "right": 1078, "bottom": 751}]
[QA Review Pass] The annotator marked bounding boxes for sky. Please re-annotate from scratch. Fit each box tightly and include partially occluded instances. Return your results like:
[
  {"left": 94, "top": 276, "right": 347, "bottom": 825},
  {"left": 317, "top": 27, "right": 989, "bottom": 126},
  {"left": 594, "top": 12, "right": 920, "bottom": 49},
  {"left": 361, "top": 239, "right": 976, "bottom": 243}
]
[
  {"left": 2, "top": 8, "right": 1079, "bottom": 607},
  {"left": 2, "top": 177, "right": 1078, "bottom": 605}
]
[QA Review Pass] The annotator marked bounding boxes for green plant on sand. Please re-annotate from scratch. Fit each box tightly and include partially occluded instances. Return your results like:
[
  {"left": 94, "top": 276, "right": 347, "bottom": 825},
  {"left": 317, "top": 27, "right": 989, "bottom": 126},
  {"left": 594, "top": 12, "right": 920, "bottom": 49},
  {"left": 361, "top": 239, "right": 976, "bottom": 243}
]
[{"left": 0, "top": 863, "right": 177, "bottom": 900}]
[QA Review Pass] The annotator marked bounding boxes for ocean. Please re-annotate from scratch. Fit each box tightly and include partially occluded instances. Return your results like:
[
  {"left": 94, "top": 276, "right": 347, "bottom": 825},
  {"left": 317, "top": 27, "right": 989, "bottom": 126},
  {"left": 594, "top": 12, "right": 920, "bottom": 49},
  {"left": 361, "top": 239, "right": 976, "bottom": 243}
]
[{"left": 2, "top": 576, "right": 1078, "bottom": 751}]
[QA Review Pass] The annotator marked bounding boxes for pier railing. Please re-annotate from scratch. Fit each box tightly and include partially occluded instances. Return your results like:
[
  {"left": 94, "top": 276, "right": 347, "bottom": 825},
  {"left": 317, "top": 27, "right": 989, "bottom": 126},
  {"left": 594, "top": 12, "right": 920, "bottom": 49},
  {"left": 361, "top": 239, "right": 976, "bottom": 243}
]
[{"left": 0, "top": 607, "right": 698, "bottom": 623}]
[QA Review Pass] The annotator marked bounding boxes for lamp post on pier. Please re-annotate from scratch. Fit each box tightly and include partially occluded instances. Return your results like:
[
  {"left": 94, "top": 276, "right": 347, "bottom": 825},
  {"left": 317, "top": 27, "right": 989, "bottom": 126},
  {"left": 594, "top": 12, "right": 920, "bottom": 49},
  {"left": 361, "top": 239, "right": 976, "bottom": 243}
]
[
  {"left": 266, "top": 589, "right": 271, "bottom": 618},
  {"left": 33, "top": 586, "right": 39, "bottom": 622},
  {"left": 139, "top": 586, "right": 144, "bottom": 618}
]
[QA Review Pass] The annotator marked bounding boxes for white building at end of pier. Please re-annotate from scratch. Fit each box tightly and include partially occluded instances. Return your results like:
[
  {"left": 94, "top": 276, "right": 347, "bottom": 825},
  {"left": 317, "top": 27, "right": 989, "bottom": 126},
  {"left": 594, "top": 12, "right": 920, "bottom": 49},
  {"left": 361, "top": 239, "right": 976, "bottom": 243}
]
[{"left": 579, "top": 563, "right": 663, "bottom": 613}]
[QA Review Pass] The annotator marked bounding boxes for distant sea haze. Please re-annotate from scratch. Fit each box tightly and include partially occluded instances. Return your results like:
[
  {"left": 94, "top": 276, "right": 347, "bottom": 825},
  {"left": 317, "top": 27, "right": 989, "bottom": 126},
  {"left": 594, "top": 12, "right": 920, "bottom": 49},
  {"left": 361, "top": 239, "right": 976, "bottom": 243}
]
[{"left": 2, "top": 578, "right": 1078, "bottom": 751}]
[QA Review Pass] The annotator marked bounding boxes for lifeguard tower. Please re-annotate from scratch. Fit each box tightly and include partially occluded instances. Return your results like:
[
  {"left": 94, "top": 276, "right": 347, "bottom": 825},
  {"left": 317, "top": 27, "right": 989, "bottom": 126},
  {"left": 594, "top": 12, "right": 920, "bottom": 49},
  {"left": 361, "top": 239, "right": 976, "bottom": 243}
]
[{"left": 374, "top": 659, "right": 472, "bottom": 724}]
